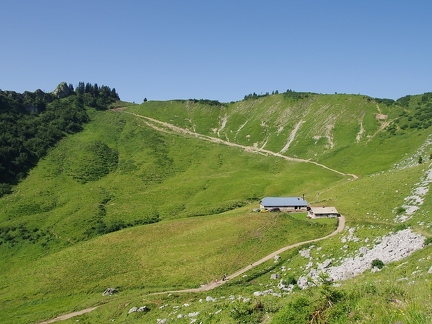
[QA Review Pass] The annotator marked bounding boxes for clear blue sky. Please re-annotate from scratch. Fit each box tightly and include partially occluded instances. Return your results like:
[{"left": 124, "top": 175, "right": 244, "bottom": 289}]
[{"left": 1, "top": 1, "right": 431, "bottom": 103}]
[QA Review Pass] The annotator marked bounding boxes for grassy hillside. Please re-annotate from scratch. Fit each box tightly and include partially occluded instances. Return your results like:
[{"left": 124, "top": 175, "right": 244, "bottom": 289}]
[
  {"left": 129, "top": 93, "right": 431, "bottom": 176},
  {"left": 1, "top": 91, "right": 432, "bottom": 323}
]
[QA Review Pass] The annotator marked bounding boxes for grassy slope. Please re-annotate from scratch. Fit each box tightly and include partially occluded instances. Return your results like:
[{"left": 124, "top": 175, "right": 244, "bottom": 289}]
[
  {"left": 129, "top": 94, "right": 429, "bottom": 176},
  {"left": 1, "top": 93, "right": 432, "bottom": 323},
  {"left": 0, "top": 108, "right": 342, "bottom": 323}
]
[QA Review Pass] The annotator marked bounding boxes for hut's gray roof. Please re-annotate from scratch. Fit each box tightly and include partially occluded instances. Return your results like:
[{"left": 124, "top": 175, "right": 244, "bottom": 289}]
[{"left": 261, "top": 197, "right": 308, "bottom": 207}]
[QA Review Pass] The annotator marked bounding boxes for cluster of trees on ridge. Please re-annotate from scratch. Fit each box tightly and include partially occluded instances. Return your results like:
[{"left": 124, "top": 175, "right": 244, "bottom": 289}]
[
  {"left": 0, "top": 82, "right": 120, "bottom": 196},
  {"left": 386, "top": 92, "right": 432, "bottom": 134},
  {"left": 244, "top": 89, "right": 313, "bottom": 100}
]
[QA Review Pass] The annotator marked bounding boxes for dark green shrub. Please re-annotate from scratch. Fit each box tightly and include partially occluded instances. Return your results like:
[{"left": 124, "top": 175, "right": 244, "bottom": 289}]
[
  {"left": 0, "top": 183, "right": 11, "bottom": 197},
  {"left": 394, "top": 206, "right": 406, "bottom": 215},
  {"left": 283, "top": 276, "right": 297, "bottom": 286},
  {"left": 371, "top": 259, "right": 384, "bottom": 269}
]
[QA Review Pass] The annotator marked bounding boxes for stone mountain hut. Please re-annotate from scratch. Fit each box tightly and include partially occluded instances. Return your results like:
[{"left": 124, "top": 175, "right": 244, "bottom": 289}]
[{"left": 308, "top": 206, "right": 340, "bottom": 218}]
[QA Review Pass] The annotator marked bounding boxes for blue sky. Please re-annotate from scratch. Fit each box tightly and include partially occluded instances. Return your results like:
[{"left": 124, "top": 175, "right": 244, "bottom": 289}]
[{"left": 1, "top": 1, "right": 431, "bottom": 103}]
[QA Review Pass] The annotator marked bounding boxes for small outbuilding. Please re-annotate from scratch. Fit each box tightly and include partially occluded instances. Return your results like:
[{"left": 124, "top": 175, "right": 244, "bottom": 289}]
[
  {"left": 260, "top": 197, "right": 308, "bottom": 212},
  {"left": 308, "top": 206, "right": 340, "bottom": 218}
]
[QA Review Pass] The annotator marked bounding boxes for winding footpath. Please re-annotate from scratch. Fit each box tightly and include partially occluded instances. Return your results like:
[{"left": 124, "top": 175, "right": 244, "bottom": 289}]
[
  {"left": 152, "top": 215, "right": 345, "bottom": 294},
  {"left": 38, "top": 216, "right": 345, "bottom": 323}
]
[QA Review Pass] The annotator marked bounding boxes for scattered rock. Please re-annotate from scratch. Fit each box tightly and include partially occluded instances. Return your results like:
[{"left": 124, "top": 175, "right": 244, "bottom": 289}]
[
  {"left": 278, "top": 279, "right": 294, "bottom": 292},
  {"left": 299, "top": 246, "right": 314, "bottom": 258},
  {"left": 297, "top": 276, "right": 309, "bottom": 289},
  {"left": 137, "top": 306, "right": 150, "bottom": 312},
  {"left": 253, "top": 289, "right": 276, "bottom": 297},
  {"left": 318, "top": 259, "right": 332, "bottom": 270},
  {"left": 102, "top": 288, "right": 118, "bottom": 296},
  {"left": 325, "top": 229, "right": 424, "bottom": 281},
  {"left": 128, "top": 307, "right": 138, "bottom": 314},
  {"left": 270, "top": 273, "right": 280, "bottom": 280}
]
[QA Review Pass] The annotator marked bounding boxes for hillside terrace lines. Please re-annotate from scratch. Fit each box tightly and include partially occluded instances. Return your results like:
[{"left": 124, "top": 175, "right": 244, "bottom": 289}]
[
  {"left": 124, "top": 111, "right": 359, "bottom": 179},
  {"left": 279, "top": 120, "right": 304, "bottom": 153},
  {"left": 234, "top": 118, "right": 251, "bottom": 141},
  {"left": 217, "top": 113, "right": 228, "bottom": 138},
  {"left": 356, "top": 122, "right": 365, "bottom": 143},
  {"left": 368, "top": 103, "right": 390, "bottom": 142}
]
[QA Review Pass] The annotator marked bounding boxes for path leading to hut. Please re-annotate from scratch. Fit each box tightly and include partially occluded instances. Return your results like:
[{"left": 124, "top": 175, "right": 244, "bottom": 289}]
[
  {"left": 152, "top": 215, "right": 346, "bottom": 294},
  {"left": 38, "top": 216, "right": 346, "bottom": 323}
]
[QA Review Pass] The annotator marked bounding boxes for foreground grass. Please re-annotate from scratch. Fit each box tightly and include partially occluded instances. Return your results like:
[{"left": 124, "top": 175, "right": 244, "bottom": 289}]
[
  {"left": 1, "top": 209, "right": 336, "bottom": 323},
  {"left": 57, "top": 244, "right": 432, "bottom": 324}
]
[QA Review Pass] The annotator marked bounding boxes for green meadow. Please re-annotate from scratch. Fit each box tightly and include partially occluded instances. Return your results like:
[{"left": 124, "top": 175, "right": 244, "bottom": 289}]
[{"left": 1, "top": 92, "right": 432, "bottom": 323}]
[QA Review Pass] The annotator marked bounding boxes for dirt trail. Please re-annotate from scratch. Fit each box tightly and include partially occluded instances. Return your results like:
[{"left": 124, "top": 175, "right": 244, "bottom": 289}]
[
  {"left": 38, "top": 307, "right": 98, "bottom": 324},
  {"left": 39, "top": 215, "right": 345, "bottom": 323},
  {"left": 38, "top": 215, "right": 345, "bottom": 324},
  {"left": 152, "top": 215, "right": 345, "bottom": 295},
  {"left": 125, "top": 112, "right": 358, "bottom": 179}
]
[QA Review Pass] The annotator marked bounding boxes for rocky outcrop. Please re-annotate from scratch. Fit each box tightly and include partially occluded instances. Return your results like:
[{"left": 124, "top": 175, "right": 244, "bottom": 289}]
[
  {"left": 52, "top": 82, "right": 71, "bottom": 98},
  {"left": 297, "top": 228, "right": 425, "bottom": 288},
  {"left": 128, "top": 305, "right": 150, "bottom": 314}
]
